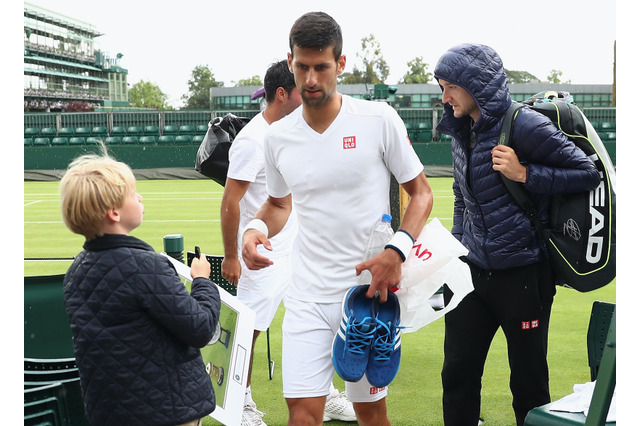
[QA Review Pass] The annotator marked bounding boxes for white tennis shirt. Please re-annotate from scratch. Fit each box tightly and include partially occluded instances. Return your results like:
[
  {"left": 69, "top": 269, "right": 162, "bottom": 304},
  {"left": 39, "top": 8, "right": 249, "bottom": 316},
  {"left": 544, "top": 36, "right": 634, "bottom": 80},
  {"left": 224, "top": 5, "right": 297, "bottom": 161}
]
[
  {"left": 264, "top": 95, "right": 424, "bottom": 302},
  {"left": 227, "top": 112, "right": 297, "bottom": 258}
]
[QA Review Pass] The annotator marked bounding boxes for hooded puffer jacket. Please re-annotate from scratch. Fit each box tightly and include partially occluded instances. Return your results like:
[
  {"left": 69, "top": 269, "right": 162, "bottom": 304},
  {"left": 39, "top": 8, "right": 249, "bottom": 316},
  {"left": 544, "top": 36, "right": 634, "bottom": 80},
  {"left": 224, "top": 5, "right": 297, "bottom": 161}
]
[
  {"left": 64, "top": 234, "right": 220, "bottom": 426},
  {"left": 434, "top": 43, "right": 600, "bottom": 270}
]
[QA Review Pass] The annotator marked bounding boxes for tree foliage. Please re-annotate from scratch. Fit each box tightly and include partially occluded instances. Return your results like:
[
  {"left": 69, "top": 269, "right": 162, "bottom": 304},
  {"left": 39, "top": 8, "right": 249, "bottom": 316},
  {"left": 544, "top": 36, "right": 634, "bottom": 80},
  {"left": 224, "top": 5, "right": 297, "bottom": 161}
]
[
  {"left": 181, "top": 65, "right": 223, "bottom": 110},
  {"left": 129, "top": 80, "right": 169, "bottom": 109},
  {"left": 399, "top": 57, "right": 433, "bottom": 84},
  {"left": 546, "top": 69, "right": 571, "bottom": 84},
  {"left": 234, "top": 75, "right": 263, "bottom": 87},
  {"left": 339, "top": 34, "right": 389, "bottom": 84},
  {"left": 505, "top": 69, "right": 541, "bottom": 84}
]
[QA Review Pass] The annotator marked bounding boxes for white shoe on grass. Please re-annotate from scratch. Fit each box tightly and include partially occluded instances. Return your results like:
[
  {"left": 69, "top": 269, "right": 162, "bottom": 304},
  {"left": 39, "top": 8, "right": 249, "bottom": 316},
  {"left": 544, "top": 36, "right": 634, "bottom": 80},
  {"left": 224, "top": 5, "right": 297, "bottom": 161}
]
[
  {"left": 241, "top": 401, "right": 267, "bottom": 426},
  {"left": 323, "top": 390, "right": 357, "bottom": 422}
]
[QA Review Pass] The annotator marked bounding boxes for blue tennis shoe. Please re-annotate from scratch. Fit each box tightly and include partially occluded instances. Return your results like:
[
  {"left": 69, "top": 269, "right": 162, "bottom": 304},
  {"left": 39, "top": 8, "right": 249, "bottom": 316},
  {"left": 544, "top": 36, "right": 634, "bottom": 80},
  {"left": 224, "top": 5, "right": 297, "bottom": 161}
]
[
  {"left": 332, "top": 285, "right": 377, "bottom": 382},
  {"left": 366, "top": 290, "right": 402, "bottom": 387}
]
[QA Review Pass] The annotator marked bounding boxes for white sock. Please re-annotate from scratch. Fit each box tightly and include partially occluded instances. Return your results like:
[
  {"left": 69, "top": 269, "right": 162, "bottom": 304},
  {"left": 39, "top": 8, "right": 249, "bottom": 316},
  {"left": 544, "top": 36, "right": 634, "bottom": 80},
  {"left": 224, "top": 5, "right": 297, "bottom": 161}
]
[
  {"left": 327, "top": 382, "right": 339, "bottom": 401},
  {"left": 244, "top": 385, "right": 254, "bottom": 405}
]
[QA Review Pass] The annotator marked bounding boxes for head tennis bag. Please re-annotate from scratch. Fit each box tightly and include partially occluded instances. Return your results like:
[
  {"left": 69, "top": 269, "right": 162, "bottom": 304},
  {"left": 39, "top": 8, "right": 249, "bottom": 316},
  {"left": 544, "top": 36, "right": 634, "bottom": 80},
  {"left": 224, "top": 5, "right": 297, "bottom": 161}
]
[
  {"left": 499, "top": 95, "right": 616, "bottom": 292},
  {"left": 194, "top": 113, "right": 250, "bottom": 186}
]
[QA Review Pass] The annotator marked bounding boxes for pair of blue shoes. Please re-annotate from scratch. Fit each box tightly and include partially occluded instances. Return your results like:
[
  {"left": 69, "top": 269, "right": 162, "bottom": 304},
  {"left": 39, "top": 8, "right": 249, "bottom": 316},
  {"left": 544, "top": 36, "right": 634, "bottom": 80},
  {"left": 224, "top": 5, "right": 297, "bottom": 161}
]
[{"left": 332, "top": 285, "right": 402, "bottom": 388}]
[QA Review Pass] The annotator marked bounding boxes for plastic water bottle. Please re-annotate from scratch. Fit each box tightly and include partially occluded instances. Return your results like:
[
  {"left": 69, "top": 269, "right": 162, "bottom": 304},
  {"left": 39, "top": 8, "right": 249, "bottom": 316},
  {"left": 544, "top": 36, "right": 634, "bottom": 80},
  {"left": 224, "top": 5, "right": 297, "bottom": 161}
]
[{"left": 357, "top": 214, "right": 394, "bottom": 285}]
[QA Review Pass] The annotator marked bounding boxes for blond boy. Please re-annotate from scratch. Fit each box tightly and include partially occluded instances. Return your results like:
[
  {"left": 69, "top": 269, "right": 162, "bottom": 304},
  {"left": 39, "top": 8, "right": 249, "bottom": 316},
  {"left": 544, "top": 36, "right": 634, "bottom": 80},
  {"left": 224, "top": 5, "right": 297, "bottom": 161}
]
[{"left": 60, "top": 147, "right": 221, "bottom": 426}]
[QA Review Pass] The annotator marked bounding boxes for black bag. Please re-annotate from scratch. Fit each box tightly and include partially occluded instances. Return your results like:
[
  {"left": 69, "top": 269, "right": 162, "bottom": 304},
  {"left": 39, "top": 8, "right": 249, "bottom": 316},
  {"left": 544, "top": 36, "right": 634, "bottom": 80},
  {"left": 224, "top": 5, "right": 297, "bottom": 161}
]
[
  {"left": 194, "top": 113, "right": 251, "bottom": 186},
  {"left": 499, "top": 94, "right": 616, "bottom": 292}
]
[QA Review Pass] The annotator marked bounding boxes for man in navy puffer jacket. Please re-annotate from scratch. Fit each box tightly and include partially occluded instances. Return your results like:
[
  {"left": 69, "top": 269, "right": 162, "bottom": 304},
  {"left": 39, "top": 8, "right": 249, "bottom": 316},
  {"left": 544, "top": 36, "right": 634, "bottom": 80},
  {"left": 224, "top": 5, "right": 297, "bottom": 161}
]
[
  {"left": 60, "top": 148, "right": 221, "bottom": 426},
  {"left": 434, "top": 43, "right": 600, "bottom": 425}
]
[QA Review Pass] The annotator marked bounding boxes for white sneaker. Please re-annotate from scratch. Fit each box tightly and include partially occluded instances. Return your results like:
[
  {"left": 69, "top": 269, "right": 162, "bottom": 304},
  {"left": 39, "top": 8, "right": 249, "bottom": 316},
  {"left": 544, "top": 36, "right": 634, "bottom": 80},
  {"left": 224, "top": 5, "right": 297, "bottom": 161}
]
[
  {"left": 241, "top": 402, "right": 267, "bottom": 426},
  {"left": 323, "top": 391, "right": 357, "bottom": 422}
]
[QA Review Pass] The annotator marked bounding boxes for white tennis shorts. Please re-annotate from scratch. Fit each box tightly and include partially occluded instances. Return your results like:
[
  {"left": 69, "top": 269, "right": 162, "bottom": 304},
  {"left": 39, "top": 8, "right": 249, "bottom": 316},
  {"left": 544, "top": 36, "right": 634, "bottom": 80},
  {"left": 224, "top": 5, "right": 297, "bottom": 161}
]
[
  {"left": 281, "top": 295, "right": 388, "bottom": 402},
  {"left": 236, "top": 253, "right": 291, "bottom": 331}
]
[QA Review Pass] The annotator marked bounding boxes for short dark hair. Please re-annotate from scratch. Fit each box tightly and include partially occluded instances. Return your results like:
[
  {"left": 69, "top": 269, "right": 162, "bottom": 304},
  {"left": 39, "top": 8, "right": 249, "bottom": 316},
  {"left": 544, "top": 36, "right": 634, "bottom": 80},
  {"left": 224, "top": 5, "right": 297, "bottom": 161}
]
[
  {"left": 263, "top": 60, "right": 296, "bottom": 103},
  {"left": 289, "top": 11, "right": 343, "bottom": 61}
]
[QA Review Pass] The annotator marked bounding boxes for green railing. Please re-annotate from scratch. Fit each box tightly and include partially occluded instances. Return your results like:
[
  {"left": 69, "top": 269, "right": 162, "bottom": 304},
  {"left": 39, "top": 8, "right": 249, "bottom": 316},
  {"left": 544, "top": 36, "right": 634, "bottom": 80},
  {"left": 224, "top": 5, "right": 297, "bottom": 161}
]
[
  {"left": 23, "top": 107, "right": 616, "bottom": 172},
  {"left": 24, "top": 109, "right": 261, "bottom": 135}
]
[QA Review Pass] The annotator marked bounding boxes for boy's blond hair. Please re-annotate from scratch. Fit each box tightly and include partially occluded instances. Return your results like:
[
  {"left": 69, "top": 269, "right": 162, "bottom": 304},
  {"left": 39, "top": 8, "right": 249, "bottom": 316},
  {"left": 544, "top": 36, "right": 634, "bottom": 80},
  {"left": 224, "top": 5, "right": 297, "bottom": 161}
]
[{"left": 59, "top": 147, "right": 136, "bottom": 240}]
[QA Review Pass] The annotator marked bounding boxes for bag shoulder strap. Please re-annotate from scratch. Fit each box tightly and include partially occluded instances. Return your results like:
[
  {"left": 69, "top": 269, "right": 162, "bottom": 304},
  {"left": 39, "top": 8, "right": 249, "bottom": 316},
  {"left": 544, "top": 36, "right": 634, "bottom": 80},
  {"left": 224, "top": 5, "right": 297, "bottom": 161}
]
[{"left": 498, "top": 103, "right": 546, "bottom": 237}]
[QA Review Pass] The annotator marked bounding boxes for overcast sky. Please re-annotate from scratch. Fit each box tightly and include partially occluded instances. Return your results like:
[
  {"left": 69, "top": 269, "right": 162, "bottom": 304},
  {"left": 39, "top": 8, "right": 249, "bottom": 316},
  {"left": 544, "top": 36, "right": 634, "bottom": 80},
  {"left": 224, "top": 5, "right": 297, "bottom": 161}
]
[{"left": 23, "top": 0, "right": 619, "bottom": 108}]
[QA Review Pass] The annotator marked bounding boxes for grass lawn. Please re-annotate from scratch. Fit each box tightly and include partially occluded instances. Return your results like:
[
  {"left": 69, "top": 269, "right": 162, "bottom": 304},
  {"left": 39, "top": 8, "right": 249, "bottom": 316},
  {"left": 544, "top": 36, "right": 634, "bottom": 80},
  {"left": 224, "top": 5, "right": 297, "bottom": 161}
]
[{"left": 24, "top": 177, "right": 616, "bottom": 425}]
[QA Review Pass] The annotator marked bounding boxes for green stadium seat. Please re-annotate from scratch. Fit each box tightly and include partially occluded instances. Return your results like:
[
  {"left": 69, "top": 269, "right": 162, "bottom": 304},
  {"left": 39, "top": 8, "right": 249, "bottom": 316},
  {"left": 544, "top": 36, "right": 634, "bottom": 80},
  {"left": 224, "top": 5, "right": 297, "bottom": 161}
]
[
  {"left": 33, "top": 137, "right": 50, "bottom": 146},
  {"left": 91, "top": 126, "right": 108, "bottom": 137},
  {"left": 127, "top": 126, "right": 143, "bottom": 136},
  {"left": 196, "top": 124, "right": 209, "bottom": 135},
  {"left": 600, "top": 121, "right": 615, "bottom": 131},
  {"left": 109, "top": 126, "right": 127, "bottom": 136},
  {"left": 24, "top": 376, "right": 90, "bottom": 425},
  {"left": 25, "top": 127, "right": 40, "bottom": 137},
  {"left": 51, "top": 137, "right": 68, "bottom": 146},
  {"left": 69, "top": 137, "right": 86, "bottom": 145},
  {"left": 143, "top": 125, "right": 159, "bottom": 135},
  {"left": 25, "top": 137, "right": 33, "bottom": 146},
  {"left": 416, "top": 122, "right": 433, "bottom": 142},
  {"left": 75, "top": 127, "right": 92, "bottom": 137},
  {"left": 139, "top": 136, "right": 157, "bottom": 145},
  {"left": 40, "top": 127, "right": 57, "bottom": 137},
  {"left": 105, "top": 136, "right": 122, "bottom": 145},
  {"left": 174, "top": 135, "right": 193, "bottom": 145},
  {"left": 599, "top": 132, "right": 616, "bottom": 141},
  {"left": 58, "top": 127, "right": 75, "bottom": 137},
  {"left": 162, "top": 125, "right": 179, "bottom": 135},
  {"left": 24, "top": 274, "right": 75, "bottom": 358},
  {"left": 404, "top": 122, "right": 415, "bottom": 140},
  {"left": 122, "top": 136, "right": 139, "bottom": 144},
  {"left": 192, "top": 134, "right": 204, "bottom": 144},
  {"left": 179, "top": 125, "right": 196, "bottom": 135},
  {"left": 24, "top": 382, "right": 67, "bottom": 426},
  {"left": 158, "top": 135, "right": 175, "bottom": 144},
  {"left": 86, "top": 137, "right": 101, "bottom": 145},
  {"left": 440, "top": 133, "right": 453, "bottom": 142}
]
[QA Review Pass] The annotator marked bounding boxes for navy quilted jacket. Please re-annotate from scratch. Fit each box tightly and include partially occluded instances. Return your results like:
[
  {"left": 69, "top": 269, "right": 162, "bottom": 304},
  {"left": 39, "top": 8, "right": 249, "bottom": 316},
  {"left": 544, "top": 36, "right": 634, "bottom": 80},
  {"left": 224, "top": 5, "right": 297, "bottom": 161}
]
[
  {"left": 64, "top": 234, "right": 220, "bottom": 426},
  {"left": 434, "top": 43, "right": 600, "bottom": 270}
]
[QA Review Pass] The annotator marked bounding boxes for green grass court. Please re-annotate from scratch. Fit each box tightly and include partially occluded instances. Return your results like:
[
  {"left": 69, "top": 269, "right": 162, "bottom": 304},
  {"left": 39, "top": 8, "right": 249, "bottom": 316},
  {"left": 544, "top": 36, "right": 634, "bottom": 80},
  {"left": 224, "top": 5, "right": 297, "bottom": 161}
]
[{"left": 24, "top": 177, "right": 616, "bottom": 425}]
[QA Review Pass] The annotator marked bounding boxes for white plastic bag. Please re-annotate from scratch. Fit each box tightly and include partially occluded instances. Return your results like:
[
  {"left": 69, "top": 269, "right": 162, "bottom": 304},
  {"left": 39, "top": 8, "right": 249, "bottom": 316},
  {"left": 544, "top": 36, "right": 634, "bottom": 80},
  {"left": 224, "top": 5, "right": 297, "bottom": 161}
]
[{"left": 396, "top": 218, "right": 473, "bottom": 332}]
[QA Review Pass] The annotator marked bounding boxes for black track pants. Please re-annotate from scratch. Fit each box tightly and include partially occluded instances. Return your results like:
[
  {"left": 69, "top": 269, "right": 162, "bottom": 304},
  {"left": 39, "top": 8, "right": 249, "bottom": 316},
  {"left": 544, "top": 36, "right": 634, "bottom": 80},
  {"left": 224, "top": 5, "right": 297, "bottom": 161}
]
[{"left": 441, "top": 261, "right": 554, "bottom": 426}]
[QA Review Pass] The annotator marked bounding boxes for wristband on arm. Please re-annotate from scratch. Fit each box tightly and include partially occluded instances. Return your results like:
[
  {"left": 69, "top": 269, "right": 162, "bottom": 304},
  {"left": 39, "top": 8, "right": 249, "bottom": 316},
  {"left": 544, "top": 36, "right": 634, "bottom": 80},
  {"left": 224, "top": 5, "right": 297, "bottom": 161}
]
[
  {"left": 243, "top": 218, "right": 269, "bottom": 237},
  {"left": 385, "top": 230, "right": 414, "bottom": 262}
]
